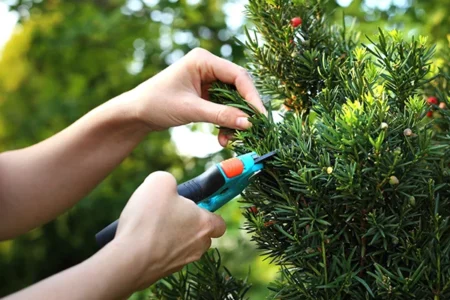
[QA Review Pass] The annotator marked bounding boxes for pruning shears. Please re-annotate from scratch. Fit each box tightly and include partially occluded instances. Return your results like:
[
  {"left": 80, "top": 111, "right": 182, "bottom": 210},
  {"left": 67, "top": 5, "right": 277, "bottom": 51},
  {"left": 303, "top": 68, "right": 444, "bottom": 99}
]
[{"left": 95, "top": 150, "right": 277, "bottom": 248}]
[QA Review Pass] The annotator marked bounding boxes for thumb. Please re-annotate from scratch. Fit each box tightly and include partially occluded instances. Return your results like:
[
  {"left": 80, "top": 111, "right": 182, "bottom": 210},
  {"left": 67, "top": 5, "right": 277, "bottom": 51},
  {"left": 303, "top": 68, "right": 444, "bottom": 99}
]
[{"left": 192, "top": 98, "right": 252, "bottom": 130}]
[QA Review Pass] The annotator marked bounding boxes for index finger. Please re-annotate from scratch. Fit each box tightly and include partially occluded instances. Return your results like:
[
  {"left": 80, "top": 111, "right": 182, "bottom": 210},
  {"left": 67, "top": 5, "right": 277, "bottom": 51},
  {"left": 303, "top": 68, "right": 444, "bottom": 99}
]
[{"left": 188, "top": 48, "right": 267, "bottom": 115}]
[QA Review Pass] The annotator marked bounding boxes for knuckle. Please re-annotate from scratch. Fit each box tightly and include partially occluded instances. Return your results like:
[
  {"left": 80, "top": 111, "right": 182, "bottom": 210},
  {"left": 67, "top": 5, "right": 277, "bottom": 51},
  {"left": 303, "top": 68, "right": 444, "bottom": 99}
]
[
  {"left": 188, "top": 47, "right": 208, "bottom": 60},
  {"left": 172, "top": 264, "right": 184, "bottom": 275},
  {"left": 215, "top": 226, "right": 226, "bottom": 238},
  {"left": 214, "top": 107, "right": 230, "bottom": 126},
  {"left": 194, "top": 239, "right": 211, "bottom": 260},
  {"left": 237, "top": 67, "right": 250, "bottom": 78},
  {"left": 200, "top": 213, "right": 216, "bottom": 235},
  {"left": 200, "top": 213, "right": 213, "bottom": 230},
  {"left": 217, "top": 216, "right": 226, "bottom": 233},
  {"left": 144, "top": 171, "right": 176, "bottom": 187},
  {"left": 204, "top": 238, "right": 212, "bottom": 251},
  {"left": 182, "top": 255, "right": 194, "bottom": 266},
  {"left": 186, "top": 249, "right": 205, "bottom": 264},
  {"left": 192, "top": 252, "right": 203, "bottom": 262}
]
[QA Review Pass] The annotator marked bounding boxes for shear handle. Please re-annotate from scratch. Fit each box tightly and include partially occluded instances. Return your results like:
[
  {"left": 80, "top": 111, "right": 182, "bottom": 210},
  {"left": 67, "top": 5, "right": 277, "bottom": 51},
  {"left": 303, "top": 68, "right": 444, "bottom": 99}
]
[{"left": 95, "top": 165, "right": 226, "bottom": 248}]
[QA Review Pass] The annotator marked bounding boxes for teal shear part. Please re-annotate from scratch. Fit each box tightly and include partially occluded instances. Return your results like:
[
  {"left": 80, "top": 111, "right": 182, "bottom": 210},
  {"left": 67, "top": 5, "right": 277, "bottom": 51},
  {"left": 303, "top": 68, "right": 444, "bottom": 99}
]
[
  {"left": 95, "top": 150, "right": 277, "bottom": 248},
  {"left": 197, "top": 152, "right": 265, "bottom": 212}
]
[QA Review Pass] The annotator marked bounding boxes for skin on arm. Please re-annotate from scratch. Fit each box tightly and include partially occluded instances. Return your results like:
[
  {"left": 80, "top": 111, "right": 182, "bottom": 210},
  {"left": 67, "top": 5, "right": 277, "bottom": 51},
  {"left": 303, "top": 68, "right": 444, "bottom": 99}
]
[
  {"left": 0, "top": 94, "right": 149, "bottom": 239},
  {"left": 0, "top": 48, "right": 266, "bottom": 240},
  {"left": 3, "top": 172, "right": 226, "bottom": 300}
]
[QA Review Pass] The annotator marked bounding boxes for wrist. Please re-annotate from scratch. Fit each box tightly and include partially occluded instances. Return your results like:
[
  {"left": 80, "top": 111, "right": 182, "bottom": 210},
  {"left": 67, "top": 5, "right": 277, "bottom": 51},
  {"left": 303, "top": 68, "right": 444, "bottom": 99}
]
[
  {"left": 128, "top": 81, "right": 167, "bottom": 132},
  {"left": 107, "top": 89, "right": 152, "bottom": 130},
  {"left": 103, "top": 236, "right": 161, "bottom": 291},
  {"left": 85, "top": 239, "right": 144, "bottom": 298},
  {"left": 84, "top": 90, "right": 153, "bottom": 146}
]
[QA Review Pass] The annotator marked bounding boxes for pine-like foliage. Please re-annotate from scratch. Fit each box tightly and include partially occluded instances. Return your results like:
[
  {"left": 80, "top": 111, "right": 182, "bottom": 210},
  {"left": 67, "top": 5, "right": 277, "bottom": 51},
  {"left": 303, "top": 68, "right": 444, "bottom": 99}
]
[
  {"left": 150, "top": 1, "right": 450, "bottom": 299},
  {"left": 148, "top": 249, "right": 251, "bottom": 299},
  {"left": 208, "top": 0, "right": 450, "bottom": 298}
]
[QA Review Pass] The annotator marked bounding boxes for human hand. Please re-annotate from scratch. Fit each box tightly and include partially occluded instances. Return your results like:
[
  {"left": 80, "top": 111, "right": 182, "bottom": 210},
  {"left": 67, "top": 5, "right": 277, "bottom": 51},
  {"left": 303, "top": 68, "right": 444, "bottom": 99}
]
[
  {"left": 110, "top": 171, "right": 226, "bottom": 291},
  {"left": 131, "top": 48, "right": 267, "bottom": 146}
]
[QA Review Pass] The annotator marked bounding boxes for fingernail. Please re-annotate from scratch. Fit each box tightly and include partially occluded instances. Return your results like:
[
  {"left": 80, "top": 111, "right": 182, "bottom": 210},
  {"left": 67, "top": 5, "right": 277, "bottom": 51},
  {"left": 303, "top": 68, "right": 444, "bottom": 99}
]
[{"left": 236, "top": 117, "right": 251, "bottom": 129}]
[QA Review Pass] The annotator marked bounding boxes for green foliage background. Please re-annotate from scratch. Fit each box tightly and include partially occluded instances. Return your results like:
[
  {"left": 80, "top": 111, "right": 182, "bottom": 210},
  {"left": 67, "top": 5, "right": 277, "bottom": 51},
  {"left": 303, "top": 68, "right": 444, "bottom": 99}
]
[{"left": 0, "top": 0, "right": 449, "bottom": 299}]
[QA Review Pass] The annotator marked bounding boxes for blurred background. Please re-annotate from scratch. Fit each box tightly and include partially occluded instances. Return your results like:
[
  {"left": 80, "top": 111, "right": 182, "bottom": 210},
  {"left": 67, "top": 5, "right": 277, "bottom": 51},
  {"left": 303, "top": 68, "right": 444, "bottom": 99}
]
[{"left": 0, "top": 0, "right": 449, "bottom": 298}]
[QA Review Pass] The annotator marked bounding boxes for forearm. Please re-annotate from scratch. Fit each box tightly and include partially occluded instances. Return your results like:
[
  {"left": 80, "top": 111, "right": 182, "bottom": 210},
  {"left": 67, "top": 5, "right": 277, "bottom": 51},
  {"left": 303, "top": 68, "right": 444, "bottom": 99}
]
[
  {"left": 3, "top": 242, "right": 145, "bottom": 300},
  {"left": 0, "top": 91, "right": 149, "bottom": 239}
]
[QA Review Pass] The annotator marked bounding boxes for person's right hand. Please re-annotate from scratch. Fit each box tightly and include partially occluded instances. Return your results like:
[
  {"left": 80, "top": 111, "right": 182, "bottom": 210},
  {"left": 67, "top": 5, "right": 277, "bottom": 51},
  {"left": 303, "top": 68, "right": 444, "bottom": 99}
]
[{"left": 109, "top": 171, "right": 226, "bottom": 291}]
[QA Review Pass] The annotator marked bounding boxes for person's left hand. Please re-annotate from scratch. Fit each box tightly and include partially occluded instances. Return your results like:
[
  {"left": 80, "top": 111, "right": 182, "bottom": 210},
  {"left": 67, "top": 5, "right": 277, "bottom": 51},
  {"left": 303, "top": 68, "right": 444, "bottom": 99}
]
[{"left": 129, "top": 48, "right": 267, "bottom": 146}]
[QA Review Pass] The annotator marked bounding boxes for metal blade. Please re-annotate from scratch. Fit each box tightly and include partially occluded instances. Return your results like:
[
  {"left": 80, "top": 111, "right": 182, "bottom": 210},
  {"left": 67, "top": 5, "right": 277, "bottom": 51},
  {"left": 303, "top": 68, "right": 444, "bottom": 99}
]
[{"left": 253, "top": 149, "right": 278, "bottom": 164}]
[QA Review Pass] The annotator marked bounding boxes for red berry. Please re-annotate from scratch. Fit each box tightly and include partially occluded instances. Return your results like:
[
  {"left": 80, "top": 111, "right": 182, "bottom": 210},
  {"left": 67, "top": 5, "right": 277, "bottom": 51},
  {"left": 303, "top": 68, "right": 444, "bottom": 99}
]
[
  {"left": 427, "top": 110, "right": 433, "bottom": 118},
  {"left": 249, "top": 206, "right": 258, "bottom": 214},
  {"left": 290, "top": 17, "right": 302, "bottom": 28},
  {"left": 427, "top": 96, "right": 438, "bottom": 105},
  {"left": 264, "top": 220, "right": 276, "bottom": 227}
]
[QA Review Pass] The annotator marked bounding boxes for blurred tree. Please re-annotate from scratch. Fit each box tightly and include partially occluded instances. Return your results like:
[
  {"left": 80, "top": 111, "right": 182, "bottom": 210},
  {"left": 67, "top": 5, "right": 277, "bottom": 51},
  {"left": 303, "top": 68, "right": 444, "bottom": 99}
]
[
  {"left": 330, "top": 0, "right": 450, "bottom": 45},
  {"left": 0, "top": 0, "right": 246, "bottom": 297}
]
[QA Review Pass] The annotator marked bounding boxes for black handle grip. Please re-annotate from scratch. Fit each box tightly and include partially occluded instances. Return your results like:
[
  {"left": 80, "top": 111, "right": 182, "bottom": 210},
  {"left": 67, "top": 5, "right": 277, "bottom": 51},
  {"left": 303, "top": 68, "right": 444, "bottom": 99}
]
[
  {"left": 95, "top": 220, "right": 119, "bottom": 249},
  {"left": 176, "top": 165, "right": 225, "bottom": 203},
  {"left": 95, "top": 166, "right": 225, "bottom": 248}
]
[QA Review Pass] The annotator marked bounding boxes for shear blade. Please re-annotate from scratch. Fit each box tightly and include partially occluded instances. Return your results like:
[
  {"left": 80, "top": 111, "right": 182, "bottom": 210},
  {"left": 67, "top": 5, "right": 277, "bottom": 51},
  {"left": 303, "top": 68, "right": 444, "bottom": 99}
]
[{"left": 253, "top": 150, "right": 278, "bottom": 164}]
